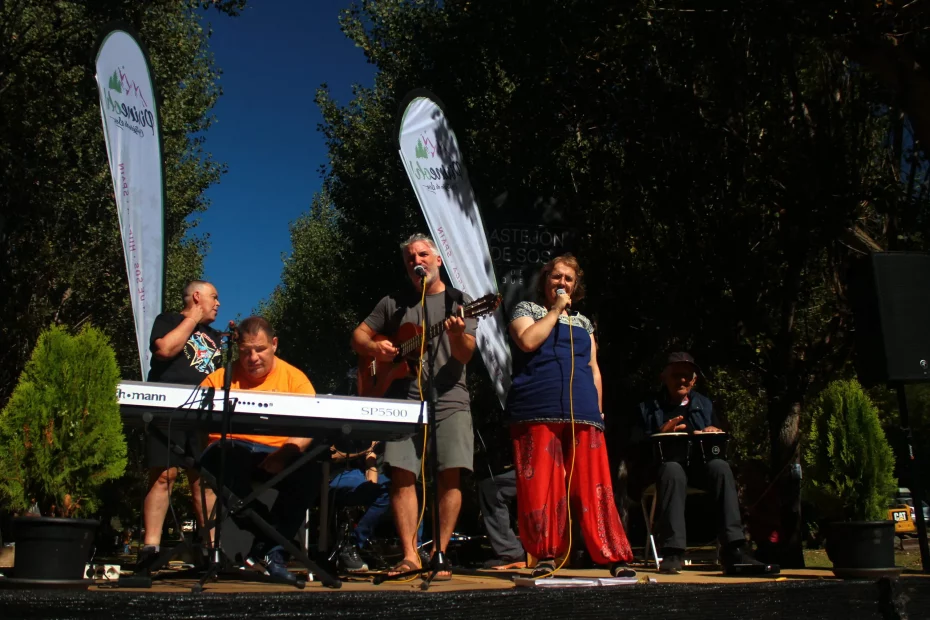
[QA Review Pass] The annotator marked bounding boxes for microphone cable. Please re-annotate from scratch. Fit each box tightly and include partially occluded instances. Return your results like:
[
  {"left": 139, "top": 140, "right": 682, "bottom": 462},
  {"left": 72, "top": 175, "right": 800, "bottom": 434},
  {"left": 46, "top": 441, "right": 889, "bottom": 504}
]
[
  {"left": 540, "top": 297, "right": 578, "bottom": 578},
  {"left": 405, "top": 272, "right": 429, "bottom": 578}
]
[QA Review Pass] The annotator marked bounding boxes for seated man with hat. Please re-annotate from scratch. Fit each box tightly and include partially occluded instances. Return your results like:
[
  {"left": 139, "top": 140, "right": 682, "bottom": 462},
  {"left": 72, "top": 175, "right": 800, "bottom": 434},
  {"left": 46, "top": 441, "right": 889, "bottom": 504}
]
[{"left": 632, "top": 352, "right": 778, "bottom": 575}]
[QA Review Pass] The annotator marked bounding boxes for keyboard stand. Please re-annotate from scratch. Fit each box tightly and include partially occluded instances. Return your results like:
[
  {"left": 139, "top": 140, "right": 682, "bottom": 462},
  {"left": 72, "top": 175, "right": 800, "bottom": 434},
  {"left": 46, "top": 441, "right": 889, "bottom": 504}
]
[
  {"left": 196, "top": 441, "right": 342, "bottom": 591},
  {"left": 119, "top": 422, "right": 341, "bottom": 590}
]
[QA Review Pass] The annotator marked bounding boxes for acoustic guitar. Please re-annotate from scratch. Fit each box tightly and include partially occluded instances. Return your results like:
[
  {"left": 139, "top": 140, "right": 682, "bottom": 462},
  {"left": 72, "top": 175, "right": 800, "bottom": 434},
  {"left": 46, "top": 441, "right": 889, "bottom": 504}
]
[{"left": 357, "top": 293, "right": 501, "bottom": 397}]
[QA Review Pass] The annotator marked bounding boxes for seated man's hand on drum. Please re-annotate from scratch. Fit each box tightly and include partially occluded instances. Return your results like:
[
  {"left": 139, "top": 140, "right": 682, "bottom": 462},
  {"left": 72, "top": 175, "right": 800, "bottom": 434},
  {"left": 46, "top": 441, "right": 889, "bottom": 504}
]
[
  {"left": 694, "top": 425, "right": 723, "bottom": 434},
  {"left": 659, "top": 415, "right": 687, "bottom": 433}
]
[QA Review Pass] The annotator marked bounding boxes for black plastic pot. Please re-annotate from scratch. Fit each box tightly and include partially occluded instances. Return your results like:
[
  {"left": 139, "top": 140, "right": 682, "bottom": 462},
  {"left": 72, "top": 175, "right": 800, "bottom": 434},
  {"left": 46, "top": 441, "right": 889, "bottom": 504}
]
[
  {"left": 824, "top": 520, "right": 900, "bottom": 579},
  {"left": 11, "top": 516, "right": 98, "bottom": 581}
]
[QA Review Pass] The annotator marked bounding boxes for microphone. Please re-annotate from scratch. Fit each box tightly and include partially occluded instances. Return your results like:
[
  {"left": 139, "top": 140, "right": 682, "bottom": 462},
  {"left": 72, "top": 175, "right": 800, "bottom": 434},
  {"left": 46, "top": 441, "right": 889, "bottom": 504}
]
[
  {"left": 556, "top": 288, "right": 566, "bottom": 296},
  {"left": 414, "top": 265, "right": 428, "bottom": 278}
]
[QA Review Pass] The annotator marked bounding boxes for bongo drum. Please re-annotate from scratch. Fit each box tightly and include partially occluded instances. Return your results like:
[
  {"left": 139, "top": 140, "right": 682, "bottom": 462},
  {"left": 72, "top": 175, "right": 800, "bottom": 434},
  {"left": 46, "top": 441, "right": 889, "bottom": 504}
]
[
  {"left": 693, "top": 431, "right": 728, "bottom": 465},
  {"left": 649, "top": 432, "right": 691, "bottom": 467}
]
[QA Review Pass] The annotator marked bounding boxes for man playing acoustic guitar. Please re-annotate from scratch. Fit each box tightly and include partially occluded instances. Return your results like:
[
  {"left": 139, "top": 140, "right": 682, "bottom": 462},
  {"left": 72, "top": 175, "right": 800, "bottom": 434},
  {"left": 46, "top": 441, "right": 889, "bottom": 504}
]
[{"left": 350, "top": 233, "right": 478, "bottom": 580}]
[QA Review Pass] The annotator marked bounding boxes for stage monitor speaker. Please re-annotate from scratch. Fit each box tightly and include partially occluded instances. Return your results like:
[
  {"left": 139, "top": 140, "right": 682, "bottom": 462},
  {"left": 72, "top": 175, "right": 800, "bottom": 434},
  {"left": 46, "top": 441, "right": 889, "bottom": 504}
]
[{"left": 849, "top": 252, "right": 930, "bottom": 386}]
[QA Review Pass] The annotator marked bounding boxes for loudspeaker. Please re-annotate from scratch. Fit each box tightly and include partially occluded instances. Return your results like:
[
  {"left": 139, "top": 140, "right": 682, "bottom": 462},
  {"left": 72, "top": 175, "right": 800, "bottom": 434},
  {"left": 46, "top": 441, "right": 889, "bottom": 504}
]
[{"left": 849, "top": 252, "right": 930, "bottom": 386}]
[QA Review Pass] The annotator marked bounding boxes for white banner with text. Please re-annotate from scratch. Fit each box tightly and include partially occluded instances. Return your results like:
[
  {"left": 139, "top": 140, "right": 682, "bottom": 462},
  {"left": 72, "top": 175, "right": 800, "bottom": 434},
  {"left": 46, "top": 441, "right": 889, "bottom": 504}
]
[
  {"left": 95, "top": 27, "right": 165, "bottom": 379},
  {"left": 397, "top": 94, "right": 511, "bottom": 405}
]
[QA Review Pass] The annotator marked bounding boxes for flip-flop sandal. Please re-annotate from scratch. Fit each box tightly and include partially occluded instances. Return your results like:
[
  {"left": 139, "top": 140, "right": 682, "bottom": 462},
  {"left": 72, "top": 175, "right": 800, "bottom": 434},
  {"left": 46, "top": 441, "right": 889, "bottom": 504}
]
[
  {"left": 492, "top": 560, "right": 527, "bottom": 571},
  {"left": 531, "top": 561, "right": 555, "bottom": 578},
  {"left": 386, "top": 558, "right": 421, "bottom": 577},
  {"left": 610, "top": 563, "right": 637, "bottom": 578}
]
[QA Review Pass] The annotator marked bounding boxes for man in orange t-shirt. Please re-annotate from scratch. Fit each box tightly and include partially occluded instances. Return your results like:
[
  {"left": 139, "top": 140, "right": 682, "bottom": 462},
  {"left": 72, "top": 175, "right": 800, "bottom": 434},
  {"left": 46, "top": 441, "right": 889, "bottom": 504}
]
[{"left": 199, "top": 315, "right": 318, "bottom": 584}]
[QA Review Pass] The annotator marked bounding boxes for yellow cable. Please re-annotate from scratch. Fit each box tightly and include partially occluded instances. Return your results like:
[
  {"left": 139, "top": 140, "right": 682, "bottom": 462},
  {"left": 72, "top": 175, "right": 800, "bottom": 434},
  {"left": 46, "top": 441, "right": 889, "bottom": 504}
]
[
  {"left": 414, "top": 278, "right": 428, "bottom": 572},
  {"left": 540, "top": 310, "right": 577, "bottom": 578}
]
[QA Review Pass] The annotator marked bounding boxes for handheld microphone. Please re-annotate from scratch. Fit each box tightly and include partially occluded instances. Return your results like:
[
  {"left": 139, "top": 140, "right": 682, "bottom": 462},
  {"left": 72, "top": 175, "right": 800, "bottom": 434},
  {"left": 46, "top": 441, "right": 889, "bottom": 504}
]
[
  {"left": 414, "top": 265, "right": 428, "bottom": 278},
  {"left": 556, "top": 288, "right": 566, "bottom": 296}
]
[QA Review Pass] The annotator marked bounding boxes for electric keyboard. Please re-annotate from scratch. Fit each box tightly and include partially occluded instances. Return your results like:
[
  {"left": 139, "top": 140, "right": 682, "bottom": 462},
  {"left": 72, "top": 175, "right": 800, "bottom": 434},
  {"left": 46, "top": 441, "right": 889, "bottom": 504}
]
[{"left": 117, "top": 380, "right": 426, "bottom": 443}]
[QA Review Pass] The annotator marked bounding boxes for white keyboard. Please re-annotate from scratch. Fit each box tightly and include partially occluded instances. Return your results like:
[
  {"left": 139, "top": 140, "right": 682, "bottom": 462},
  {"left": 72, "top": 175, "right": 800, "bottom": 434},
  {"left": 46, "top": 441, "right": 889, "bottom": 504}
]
[{"left": 117, "top": 380, "right": 426, "bottom": 442}]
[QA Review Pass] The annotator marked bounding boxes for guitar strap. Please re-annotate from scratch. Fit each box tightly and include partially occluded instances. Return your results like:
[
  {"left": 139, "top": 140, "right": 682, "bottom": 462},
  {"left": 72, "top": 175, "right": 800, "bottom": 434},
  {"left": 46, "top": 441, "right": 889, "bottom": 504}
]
[{"left": 444, "top": 287, "right": 465, "bottom": 318}]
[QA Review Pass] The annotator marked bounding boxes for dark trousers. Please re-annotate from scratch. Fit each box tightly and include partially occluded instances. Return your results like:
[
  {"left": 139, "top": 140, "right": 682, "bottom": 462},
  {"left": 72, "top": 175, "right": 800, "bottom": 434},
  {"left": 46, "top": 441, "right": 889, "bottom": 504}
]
[
  {"left": 477, "top": 469, "right": 525, "bottom": 561},
  {"left": 200, "top": 440, "right": 321, "bottom": 553},
  {"left": 329, "top": 469, "right": 391, "bottom": 547},
  {"left": 655, "top": 459, "right": 744, "bottom": 551}
]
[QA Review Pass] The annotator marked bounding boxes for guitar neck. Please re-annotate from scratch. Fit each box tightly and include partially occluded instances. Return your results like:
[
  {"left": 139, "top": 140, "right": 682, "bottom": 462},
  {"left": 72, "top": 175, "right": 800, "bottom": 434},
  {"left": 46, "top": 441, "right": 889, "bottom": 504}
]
[{"left": 398, "top": 319, "right": 446, "bottom": 357}]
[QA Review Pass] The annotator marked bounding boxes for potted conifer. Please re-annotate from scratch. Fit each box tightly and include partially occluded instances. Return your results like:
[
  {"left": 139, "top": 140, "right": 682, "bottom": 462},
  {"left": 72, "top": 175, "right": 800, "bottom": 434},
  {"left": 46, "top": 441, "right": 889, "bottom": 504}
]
[
  {"left": 0, "top": 325, "right": 127, "bottom": 583},
  {"left": 802, "top": 379, "right": 898, "bottom": 578}
]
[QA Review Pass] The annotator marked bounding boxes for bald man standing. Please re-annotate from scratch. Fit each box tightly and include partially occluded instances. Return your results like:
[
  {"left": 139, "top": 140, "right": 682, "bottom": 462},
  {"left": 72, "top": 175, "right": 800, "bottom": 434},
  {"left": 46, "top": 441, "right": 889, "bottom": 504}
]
[{"left": 140, "top": 280, "right": 221, "bottom": 568}]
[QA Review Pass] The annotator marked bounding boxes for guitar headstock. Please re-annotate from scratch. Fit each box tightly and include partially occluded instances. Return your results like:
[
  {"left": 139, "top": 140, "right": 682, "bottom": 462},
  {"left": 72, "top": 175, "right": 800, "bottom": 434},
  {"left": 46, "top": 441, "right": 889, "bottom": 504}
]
[{"left": 462, "top": 293, "right": 502, "bottom": 320}]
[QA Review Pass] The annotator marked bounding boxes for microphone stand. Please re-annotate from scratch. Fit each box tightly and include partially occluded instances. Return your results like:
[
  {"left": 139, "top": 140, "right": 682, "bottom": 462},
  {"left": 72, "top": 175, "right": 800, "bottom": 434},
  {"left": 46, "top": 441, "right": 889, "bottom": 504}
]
[
  {"left": 419, "top": 272, "right": 449, "bottom": 590},
  {"left": 195, "top": 325, "right": 238, "bottom": 592}
]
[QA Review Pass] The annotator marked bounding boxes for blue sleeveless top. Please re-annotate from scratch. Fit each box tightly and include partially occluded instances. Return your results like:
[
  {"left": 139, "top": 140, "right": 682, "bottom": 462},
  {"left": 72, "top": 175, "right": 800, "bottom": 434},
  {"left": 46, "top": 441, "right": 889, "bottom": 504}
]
[{"left": 505, "top": 301, "right": 603, "bottom": 429}]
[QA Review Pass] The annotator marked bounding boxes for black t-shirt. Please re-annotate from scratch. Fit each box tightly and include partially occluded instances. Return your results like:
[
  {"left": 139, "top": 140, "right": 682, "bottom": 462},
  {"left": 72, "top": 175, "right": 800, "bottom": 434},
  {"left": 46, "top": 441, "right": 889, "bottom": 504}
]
[{"left": 147, "top": 312, "right": 222, "bottom": 384}]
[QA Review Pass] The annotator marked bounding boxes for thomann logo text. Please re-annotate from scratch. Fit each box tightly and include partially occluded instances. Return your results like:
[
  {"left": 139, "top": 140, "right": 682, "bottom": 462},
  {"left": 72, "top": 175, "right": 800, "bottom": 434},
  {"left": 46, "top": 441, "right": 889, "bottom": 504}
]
[{"left": 117, "top": 388, "right": 166, "bottom": 402}]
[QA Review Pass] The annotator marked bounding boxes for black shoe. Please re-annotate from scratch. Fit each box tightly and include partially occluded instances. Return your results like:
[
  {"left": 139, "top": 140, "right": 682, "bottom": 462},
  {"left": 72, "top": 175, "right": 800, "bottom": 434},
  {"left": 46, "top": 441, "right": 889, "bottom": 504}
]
[
  {"left": 338, "top": 545, "right": 369, "bottom": 573},
  {"left": 659, "top": 549, "right": 683, "bottom": 574},
  {"left": 721, "top": 543, "right": 780, "bottom": 576},
  {"left": 134, "top": 545, "right": 160, "bottom": 574},
  {"left": 609, "top": 562, "right": 637, "bottom": 578}
]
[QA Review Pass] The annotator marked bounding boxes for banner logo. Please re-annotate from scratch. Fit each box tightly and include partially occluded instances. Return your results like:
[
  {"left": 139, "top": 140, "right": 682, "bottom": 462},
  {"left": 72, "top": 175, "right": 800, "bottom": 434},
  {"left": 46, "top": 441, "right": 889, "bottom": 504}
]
[
  {"left": 104, "top": 67, "right": 155, "bottom": 138},
  {"left": 406, "top": 133, "right": 464, "bottom": 195}
]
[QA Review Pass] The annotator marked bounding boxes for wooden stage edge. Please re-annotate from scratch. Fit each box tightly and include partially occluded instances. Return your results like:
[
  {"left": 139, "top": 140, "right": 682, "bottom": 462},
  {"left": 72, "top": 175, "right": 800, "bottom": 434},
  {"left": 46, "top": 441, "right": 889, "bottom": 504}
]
[{"left": 90, "top": 566, "right": 929, "bottom": 595}]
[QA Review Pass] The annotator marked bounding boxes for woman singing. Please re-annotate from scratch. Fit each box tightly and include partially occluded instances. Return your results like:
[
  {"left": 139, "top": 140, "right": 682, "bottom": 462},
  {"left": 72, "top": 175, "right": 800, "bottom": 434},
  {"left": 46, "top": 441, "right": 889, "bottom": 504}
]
[{"left": 506, "top": 254, "right": 634, "bottom": 577}]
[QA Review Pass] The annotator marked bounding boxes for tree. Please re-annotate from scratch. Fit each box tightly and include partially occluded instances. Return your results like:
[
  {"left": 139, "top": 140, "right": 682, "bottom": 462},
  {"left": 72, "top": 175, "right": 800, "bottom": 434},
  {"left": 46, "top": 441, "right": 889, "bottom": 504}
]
[
  {"left": 266, "top": 0, "right": 929, "bottom": 565},
  {"left": 0, "top": 325, "right": 126, "bottom": 516},
  {"left": 803, "top": 379, "right": 896, "bottom": 522},
  {"left": 0, "top": 1, "right": 246, "bottom": 407}
]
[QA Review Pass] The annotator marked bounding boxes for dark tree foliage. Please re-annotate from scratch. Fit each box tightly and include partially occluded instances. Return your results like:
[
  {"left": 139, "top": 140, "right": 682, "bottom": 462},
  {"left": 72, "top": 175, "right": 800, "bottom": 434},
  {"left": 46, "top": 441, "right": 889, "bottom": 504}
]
[{"left": 265, "top": 0, "right": 930, "bottom": 565}]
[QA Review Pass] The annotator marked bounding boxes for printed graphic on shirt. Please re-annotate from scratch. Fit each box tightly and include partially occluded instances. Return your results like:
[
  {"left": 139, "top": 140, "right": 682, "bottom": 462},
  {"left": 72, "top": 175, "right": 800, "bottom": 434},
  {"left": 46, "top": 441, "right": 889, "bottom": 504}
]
[{"left": 185, "top": 331, "right": 219, "bottom": 375}]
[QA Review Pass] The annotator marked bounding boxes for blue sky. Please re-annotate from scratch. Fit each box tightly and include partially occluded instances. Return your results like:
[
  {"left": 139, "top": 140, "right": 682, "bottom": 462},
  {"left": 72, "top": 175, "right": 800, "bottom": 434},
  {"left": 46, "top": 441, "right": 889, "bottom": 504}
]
[{"left": 196, "top": 1, "right": 376, "bottom": 327}]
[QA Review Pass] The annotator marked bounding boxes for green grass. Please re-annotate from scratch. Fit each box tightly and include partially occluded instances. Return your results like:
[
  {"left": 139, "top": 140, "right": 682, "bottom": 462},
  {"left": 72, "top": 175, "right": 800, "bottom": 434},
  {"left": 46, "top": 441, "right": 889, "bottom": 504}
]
[{"left": 803, "top": 545, "right": 925, "bottom": 572}]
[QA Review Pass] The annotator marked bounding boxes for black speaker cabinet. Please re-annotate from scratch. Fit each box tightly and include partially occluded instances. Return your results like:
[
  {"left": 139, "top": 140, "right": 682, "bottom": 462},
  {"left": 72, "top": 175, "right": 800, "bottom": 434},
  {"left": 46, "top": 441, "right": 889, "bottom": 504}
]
[{"left": 849, "top": 252, "right": 930, "bottom": 386}]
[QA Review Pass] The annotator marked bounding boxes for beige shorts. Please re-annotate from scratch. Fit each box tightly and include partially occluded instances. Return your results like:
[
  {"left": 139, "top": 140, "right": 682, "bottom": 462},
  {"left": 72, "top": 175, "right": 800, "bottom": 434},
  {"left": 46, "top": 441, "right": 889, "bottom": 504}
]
[{"left": 384, "top": 410, "right": 473, "bottom": 475}]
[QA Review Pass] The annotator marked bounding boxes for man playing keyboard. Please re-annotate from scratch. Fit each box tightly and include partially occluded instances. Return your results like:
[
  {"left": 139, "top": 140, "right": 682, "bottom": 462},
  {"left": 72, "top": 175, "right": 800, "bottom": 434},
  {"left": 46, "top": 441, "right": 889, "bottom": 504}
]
[{"left": 199, "top": 316, "right": 319, "bottom": 585}]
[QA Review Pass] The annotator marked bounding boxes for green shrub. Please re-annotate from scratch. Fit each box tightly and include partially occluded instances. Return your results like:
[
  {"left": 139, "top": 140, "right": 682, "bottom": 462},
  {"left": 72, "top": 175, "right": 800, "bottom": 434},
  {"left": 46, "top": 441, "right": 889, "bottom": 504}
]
[
  {"left": 802, "top": 379, "right": 896, "bottom": 521},
  {"left": 0, "top": 325, "right": 127, "bottom": 516}
]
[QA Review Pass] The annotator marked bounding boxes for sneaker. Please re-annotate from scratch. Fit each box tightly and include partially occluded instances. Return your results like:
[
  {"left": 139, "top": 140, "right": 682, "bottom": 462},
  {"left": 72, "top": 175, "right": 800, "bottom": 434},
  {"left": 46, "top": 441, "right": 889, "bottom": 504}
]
[
  {"left": 659, "top": 550, "right": 683, "bottom": 574},
  {"left": 721, "top": 543, "right": 780, "bottom": 576},
  {"left": 245, "top": 545, "right": 297, "bottom": 585},
  {"left": 338, "top": 545, "right": 369, "bottom": 573}
]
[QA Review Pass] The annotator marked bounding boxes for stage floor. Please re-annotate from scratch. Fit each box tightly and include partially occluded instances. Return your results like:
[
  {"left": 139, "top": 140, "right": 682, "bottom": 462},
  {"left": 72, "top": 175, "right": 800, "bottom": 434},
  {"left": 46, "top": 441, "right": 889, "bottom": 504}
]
[
  {"left": 2, "top": 565, "right": 929, "bottom": 620},
  {"left": 88, "top": 565, "right": 915, "bottom": 593}
]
